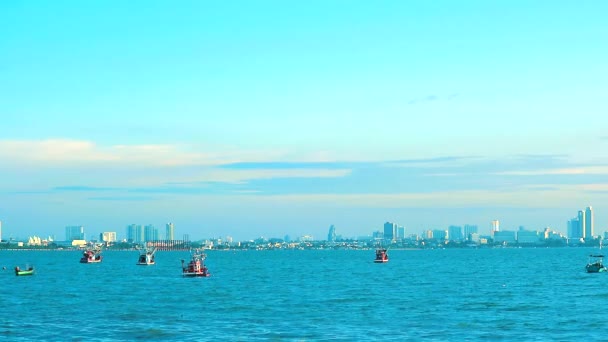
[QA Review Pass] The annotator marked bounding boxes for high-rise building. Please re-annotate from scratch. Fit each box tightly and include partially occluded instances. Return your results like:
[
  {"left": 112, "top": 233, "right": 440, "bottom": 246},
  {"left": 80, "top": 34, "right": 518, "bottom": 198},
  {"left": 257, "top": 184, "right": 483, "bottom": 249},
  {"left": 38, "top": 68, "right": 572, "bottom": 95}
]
[
  {"left": 144, "top": 224, "right": 158, "bottom": 242},
  {"left": 0, "top": 220, "right": 2, "bottom": 242},
  {"left": 65, "top": 226, "right": 85, "bottom": 241},
  {"left": 491, "top": 220, "right": 500, "bottom": 233},
  {"left": 448, "top": 225, "right": 463, "bottom": 242},
  {"left": 578, "top": 210, "right": 586, "bottom": 239},
  {"left": 166, "top": 223, "right": 175, "bottom": 240},
  {"left": 464, "top": 224, "right": 478, "bottom": 241},
  {"left": 396, "top": 226, "right": 405, "bottom": 240},
  {"left": 327, "top": 225, "right": 336, "bottom": 242},
  {"left": 568, "top": 217, "right": 582, "bottom": 239},
  {"left": 384, "top": 222, "right": 396, "bottom": 241},
  {"left": 126, "top": 224, "right": 143, "bottom": 243},
  {"left": 585, "top": 206, "right": 594, "bottom": 239}
]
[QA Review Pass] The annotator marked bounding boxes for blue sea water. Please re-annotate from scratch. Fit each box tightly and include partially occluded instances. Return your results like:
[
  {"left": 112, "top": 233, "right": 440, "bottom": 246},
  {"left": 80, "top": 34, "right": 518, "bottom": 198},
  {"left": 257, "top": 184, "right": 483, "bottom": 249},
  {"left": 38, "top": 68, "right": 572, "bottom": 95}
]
[{"left": 0, "top": 248, "right": 606, "bottom": 341}]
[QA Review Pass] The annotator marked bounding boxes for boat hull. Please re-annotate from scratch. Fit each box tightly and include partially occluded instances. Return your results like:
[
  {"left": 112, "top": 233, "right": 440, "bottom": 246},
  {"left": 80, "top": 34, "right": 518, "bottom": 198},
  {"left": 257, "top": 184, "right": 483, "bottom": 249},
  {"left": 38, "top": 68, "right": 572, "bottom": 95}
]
[
  {"left": 374, "top": 259, "right": 389, "bottom": 263},
  {"left": 80, "top": 258, "right": 102, "bottom": 263},
  {"left": 15, "top": 270, "right": 34, "bottom": 276},
  {"left": 182, "top": 272, "right": 211, "bottom": 277}
]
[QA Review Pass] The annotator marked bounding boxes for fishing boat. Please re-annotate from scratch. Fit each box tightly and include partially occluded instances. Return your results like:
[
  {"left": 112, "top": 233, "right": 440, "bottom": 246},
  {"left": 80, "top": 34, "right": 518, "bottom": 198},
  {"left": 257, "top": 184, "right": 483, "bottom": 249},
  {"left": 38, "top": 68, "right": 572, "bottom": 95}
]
[
  {"left": 585, "top": 239, "right": 607, "bottom": 273},
  {"left": 14, "top": 266, "right": 34, "bottom": 276},
  {"left": 374, "top": 248, "right": 389, "bottom": 263},
  {"left": 586, "top": 254, "right": 607, "bottom": 273},
  {"left": 181, "top": 249, "right": 210, "bottom": 277},
  {"left": 136, "top": 246, "right": 157, "bottom": 265},
  {"left": 80, "top": 244, "right": 103, "bottom": 263}
]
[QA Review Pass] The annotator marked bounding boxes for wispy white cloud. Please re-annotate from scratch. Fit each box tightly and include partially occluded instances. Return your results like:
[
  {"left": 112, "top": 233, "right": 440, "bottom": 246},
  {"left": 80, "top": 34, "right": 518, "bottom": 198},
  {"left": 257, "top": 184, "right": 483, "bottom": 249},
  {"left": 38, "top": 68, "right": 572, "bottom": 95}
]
[{"left": 495, "top": 166, "right": 608, "bottom": 176}]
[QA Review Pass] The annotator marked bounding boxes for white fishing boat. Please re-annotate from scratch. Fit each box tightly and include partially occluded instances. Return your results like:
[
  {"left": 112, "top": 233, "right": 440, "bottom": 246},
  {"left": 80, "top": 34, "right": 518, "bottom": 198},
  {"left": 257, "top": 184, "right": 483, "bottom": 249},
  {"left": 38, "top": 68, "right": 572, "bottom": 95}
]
[
  {"left": 136, "top": 246, "right": 157, "bottom": 265},
  {"left": 586, "top": 240, "right": 607, "bottom": 273}
]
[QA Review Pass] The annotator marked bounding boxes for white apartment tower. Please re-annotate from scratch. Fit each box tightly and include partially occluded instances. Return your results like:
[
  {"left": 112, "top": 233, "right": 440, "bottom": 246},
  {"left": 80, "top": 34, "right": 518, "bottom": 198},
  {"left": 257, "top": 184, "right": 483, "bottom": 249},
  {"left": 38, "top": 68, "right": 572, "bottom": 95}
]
[{"left": 166, "top": 223, "right": 175, "bottom": 240}]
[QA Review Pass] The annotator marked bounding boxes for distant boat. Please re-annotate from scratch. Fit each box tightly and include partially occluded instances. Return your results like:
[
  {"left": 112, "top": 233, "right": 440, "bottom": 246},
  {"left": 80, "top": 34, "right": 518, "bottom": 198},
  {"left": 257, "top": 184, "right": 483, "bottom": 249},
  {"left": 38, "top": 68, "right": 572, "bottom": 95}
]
[
  {"left": 586, "top": 254, "right": 607, "bottom": 273},
  {"left": 136, "top": 246, "right": 157, "bottom": 265},
  {"left": 15, "top": 265, "right": 34, "bottom": 276},
  {"left": 181, "top": 249, "right": 210, "bottom": 277},
  {"left": 586, "top": 240, "right": 607, "bottom": 273},
  {"left": 80, "top": 244, "right": 103, "bottom": 263},
  {"left": 374, "top": 248, "right": 389, "bottom": 263}
]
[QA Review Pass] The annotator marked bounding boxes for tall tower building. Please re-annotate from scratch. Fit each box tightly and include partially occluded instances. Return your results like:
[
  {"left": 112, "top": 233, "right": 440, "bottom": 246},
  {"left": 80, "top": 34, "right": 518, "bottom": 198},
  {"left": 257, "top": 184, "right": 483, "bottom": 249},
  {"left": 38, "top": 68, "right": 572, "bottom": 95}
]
[
  {"left": 0, "top": 220, "right": 2, "bottom": 242},
  {"left": 578, "top": 210, "right": 586, "bottom": 239},
  {"left": 383, "top": 222, "right": 396, "bottom": 241},
  {"left": 491, "top": 220, "right": 500, "bottom": 233},
  {"left": 166, "top": 223, "right": 175, "bottom": 240},
  {"left": 144, "top": 224, "right": 158, "bottom": 242},
  {"left": 327, "top": 225, "right": 336, "bottom": 242},
  {"left": 127, "top": 224, "right": 143, "bottom": 243},
  {"left": 585, "top": 206, "right": 594, "bottom": 239}
]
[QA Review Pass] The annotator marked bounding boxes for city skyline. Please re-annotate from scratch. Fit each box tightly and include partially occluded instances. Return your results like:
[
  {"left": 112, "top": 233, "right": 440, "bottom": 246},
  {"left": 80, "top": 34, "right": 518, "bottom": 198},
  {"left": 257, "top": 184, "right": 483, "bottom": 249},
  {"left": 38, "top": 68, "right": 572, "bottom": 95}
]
[{"left": 1, "top": 2, "right": 608, "bottom": 240}]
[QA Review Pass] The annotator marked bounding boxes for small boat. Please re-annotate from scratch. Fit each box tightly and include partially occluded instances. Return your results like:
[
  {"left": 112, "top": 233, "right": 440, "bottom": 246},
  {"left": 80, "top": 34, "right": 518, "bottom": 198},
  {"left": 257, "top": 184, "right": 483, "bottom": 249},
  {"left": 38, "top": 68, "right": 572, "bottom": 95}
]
[
  {"left": 136, "top": 246, "right": 157, "bottom": 265},
  {"left": 80, "top": 244, "right": 103, "bottom": 263},
  {"left": 181, "top": 249, "right": 210, "bottom": 277},
  {"left": 586, "top": 254, "right": 607, "bottom": 273},
  {"left": 374, "top": 248, "right": 389, "bottom": 263},
  {"left": 15, "top": 266, "right": 34, "bottom": 276}
]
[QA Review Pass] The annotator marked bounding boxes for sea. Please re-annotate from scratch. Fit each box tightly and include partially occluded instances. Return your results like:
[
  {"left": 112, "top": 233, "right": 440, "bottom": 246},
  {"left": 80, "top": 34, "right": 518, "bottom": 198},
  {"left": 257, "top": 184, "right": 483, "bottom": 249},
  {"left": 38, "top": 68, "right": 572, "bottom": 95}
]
[{"left": 1, "top": 247, "right": 605, "bottom": 341}]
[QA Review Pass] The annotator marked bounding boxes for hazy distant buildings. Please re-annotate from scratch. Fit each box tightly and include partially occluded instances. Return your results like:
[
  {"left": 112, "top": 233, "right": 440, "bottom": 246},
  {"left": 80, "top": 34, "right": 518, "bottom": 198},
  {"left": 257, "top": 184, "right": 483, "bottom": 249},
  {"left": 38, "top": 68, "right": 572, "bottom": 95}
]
[
  {"left": 493, "top": 230, "right": 516, "bottom": 244},
  {"left": 432, "top": 229, "right": 448, "bottom": 241},
  {"left": 144, "top": 224, "right": 159, "bottom": 242},
  {"left": 65, "top": 226, "right": 85, "bottom": 241},
  {"left": 327, "top": 225, "right": 336, "bottom": 242},
  {"left": 0, "top": 220, "right": 2, "bottom": 242},
  {"left": 166, "top": 223, "right": 175, "bottom": 240},
  {"left": 126, "top": 224, "right": 143, "bottom": 243},
  {"left": 568, "top": 206, "right": 594, "bottom": 240},
  {"left": 464, "top": 224, "right": 478, "bottom": 241},
  {"left": 517, "top": 228, "right": 540, "bottom": 244},
  {"left": 448, "top": 225, "right": 463, "bottom": 242}
]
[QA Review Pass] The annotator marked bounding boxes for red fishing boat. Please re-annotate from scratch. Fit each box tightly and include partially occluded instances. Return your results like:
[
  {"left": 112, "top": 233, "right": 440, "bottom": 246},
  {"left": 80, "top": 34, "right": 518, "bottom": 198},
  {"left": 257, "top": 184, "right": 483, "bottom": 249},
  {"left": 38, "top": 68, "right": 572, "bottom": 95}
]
[
  {"left": 80, "top": 244, "right": 103, "bottom": 263},
  {"left": 374, "top": 248, "right": 389, "bottom": 263},
  {"left": 181, "top": 249, "right": 210, "bottom": 277}
]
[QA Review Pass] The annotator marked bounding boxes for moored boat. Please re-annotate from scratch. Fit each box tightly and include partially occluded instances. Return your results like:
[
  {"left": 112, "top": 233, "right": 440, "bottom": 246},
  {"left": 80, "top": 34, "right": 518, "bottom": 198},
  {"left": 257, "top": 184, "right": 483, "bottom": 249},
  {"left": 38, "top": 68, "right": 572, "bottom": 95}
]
[
  {"left": 15, "top": 266, "right": 34, "bottom": 276},
  {"left": 136, "top": 246, "right": 157, "bottom": 265},
  {"left": 80, "top": 244, "right": 103, "bottom": 263},
  {"left": 374, "top": 248, "right": 389, "bottom": 263},
  {"left": 181, "top": 249, "right": 210, "bottom": 277}
]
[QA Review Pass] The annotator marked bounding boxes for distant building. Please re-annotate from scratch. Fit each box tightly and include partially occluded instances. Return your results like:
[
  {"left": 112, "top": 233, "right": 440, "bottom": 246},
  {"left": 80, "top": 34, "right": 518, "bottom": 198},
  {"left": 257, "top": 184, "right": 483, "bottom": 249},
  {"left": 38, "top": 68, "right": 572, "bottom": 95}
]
[
  {"left": 517, "top": 228, "right": 540, "bottom": 244},
  {"left": 491, "top": 220, "right": 500, "bottom": 233},
  {"left": 464, "top": 224, "right": 478, "bottom": 241},
  {"left": 396, "top": 226, "right": 405, "bottom": 240},
  {"left": 327, "top": 225, "right": 336, "bottom": 242},
  {"left": 493, "top": 230, "right": 516, "bottom": 244},
  {"left": 126, "top": 224, "right": 143, "bottom": 243},
  {"left": 448, "top": 225, "right": 463, "bottom": 242},
  {"left": 383, "top": 222, "right": 396, "bottom": 241},
  {"left": 144, "top": 224, "right": 158, "bottom": 242},
  {"left": 432, "top": 229, "right": 448, "bottom": 241},
  {"left": 65, "top": 226, "right": 85, "bottom": 241},
  {"left": 166, "top": 223, "right": 175, "bottom": 240},
  {"left": 585, "top": 206, "right": 594, "bottom": 238},
  {"left": 100, "top": 232, "right": 117, "bottom": 242},
  {"left": 0, "top": 220, "right": 2, "bottom": 242}
]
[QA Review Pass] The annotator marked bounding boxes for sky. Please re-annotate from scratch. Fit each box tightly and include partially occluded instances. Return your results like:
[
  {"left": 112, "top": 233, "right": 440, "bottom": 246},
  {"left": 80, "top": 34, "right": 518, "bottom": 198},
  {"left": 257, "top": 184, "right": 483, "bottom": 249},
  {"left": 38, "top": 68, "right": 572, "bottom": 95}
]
[{"left": 1, "top": 1, "right": 608, "bottom": 241}]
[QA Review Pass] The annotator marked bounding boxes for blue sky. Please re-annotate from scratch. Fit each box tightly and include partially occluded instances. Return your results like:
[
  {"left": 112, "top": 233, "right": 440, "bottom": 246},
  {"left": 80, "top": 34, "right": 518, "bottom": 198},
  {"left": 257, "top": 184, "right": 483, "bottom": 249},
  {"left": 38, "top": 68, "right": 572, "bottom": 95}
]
[{"left": 1, "top": 1, "right": 607, "bottom": 241}]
